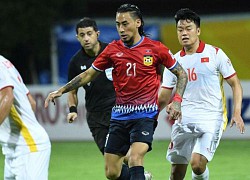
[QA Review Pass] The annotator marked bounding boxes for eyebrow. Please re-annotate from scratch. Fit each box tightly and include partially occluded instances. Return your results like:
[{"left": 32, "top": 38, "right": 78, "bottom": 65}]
[
  {"left": 116, "top": 20, "right": 128, "bottom": 24},
  {"left": 177, "top": 24, "right": 192, "bottom": 28}
]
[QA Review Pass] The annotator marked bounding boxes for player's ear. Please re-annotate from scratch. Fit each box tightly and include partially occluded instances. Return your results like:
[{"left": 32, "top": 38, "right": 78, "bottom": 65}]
[
  {"left": 135, "top": 19, "right": 141, "bottom": 28},
  {"left": 76, "top": 34, "right": 81, "bottom": 42},
  {"left": 96, "top": 31, "right": 100, "bottom": 37},
  {"left": 197, "top": 27, "right": 201, "bottom": 35}
]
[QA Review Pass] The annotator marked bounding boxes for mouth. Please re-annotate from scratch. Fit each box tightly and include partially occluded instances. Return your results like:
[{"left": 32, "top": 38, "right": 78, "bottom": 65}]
[
  {"left": 84, "top": 43, "right": 91, "bottom": 47},
  {"left": 182, "top": 37, "right": 189, "bottom": 41},
  {"left": 120, "top": 34, "right": 128, "bottom": 40}
]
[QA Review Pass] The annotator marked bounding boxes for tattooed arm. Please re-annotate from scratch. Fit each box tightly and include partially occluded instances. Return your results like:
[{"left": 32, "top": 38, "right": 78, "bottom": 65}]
[
  {"left": 44, "top": 67, "right": 100, "bottom": 108},
  {"left": 167, "top": 62, "right": 187, "bottom": 120},
  {"left": 170, "top": 62, "right": 187, "bottom": 97}
]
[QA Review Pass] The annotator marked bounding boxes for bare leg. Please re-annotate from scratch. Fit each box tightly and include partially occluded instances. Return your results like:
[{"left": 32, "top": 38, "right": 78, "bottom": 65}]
[
  {"left": 170, "top": 164, "right": 188, "bottom": 180},
  {"left": 104, "top": 153, "right": 124, "bottom": 180}
]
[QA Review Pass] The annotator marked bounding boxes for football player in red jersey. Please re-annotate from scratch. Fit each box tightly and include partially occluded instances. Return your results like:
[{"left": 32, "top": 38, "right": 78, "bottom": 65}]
[{"left": 45, "top": 4, "right": 187, "bottom": 180}]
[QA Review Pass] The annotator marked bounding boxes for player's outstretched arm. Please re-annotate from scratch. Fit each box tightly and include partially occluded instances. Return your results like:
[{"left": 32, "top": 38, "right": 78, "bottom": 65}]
[
  {"left": 226, "top": 75, "right": 245, "bottom": 134},
  {"left": 168, "top": 62, "right": 187, "bottom": 120},
  {"left": 44, "top": 67, "right": 100, "bottom": 108}
]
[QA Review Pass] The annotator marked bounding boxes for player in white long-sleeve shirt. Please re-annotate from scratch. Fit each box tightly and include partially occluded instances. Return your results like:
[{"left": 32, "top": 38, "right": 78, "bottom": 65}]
[
  {"left": 0, "top": 55, "right": 51, "bottom": 180},
  {"left": 158, "top": 8, "right": 245, "bottom": 180}
]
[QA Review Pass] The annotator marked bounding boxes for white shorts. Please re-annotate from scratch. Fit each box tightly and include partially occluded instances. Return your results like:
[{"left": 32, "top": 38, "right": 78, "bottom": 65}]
[
  {"left": 4, "top": 148, "right": 51, "bottom": 180},
  {"left": 166, "top": 120, "right": 223, "bottom": 164}
]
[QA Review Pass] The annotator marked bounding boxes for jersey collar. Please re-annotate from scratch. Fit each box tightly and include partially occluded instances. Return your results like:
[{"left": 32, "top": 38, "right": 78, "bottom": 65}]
[
  {"left": 180, "top": 41, "right": 205, "bottom": 57},
  {"left": 123, "top": 36, "right": 144, "bottom": 49}
]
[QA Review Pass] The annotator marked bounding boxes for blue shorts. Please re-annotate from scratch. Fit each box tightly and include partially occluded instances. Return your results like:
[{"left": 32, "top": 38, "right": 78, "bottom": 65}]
[{"left": 104, "top": 118, "right": 158, "bottom": 156}]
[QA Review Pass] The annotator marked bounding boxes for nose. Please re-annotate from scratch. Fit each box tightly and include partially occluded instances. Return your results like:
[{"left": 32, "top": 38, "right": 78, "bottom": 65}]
[
  {"left": 84, "top": 37, "right": 89, "bottom": 41},
  {"left": 82, "top": 35, "right": 90, "bottom": 42},
  {"left": 181, "top": 29, "right": 187, "bottom": 35},
  {"left": 117, "top": 25, "right": 125, "bottom": 33}
]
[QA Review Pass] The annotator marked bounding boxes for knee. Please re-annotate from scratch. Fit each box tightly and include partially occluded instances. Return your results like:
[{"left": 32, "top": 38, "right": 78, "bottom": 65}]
[
  {"left": 105, "top": 168, "right": 120, "bottom": 180},
  {"left": 190, "top": 161, "right": 206, "bottom": 175},
  {"left": 128, "top": 153, "right": 143, "bottom": 166},
  {"left": 105, "top": 164, "right": 121, "bottom": 180}
]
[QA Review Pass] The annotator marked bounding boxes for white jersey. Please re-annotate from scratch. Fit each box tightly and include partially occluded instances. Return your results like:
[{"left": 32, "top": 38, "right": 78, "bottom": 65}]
[
  {"left": 162, "top": 42, "right": 236, "bottom": 128},
  {"left": 0, "top": 55, "right": 50, "bottom": 158}
]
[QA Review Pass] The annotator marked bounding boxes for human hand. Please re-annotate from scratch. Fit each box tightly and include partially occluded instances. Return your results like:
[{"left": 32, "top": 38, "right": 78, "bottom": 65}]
[
  {"left": 44, "top": 90, "right": 62, "bottom": 108},
  {"left": 230, "top": 115, "right": 245, "bottom": 134},
  {"left": 67, "top": 112, "right": 78, "bottom": 123},
  {"left": 166, "top": 101, "right": 182, "bottom": 121}
]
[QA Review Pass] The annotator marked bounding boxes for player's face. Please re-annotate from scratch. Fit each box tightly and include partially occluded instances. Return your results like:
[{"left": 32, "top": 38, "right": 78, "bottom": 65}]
[
  {"left": 76, "top": 27, "right": 100, "bottom": 50},
  {"left": 176, "top": 19, "right": 200, "bottom": 48},
  {"left": 116, "top": 12, "right": 141, "bottom": 46}
]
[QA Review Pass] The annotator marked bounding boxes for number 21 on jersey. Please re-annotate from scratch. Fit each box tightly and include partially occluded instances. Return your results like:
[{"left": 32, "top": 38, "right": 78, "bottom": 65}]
[{"left": 126, "top": 62, "right": 136, "bottom": 77}]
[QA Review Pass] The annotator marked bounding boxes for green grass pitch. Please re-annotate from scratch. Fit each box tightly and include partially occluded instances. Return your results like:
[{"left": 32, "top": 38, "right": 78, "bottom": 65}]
[{"left": 0, "top": 140, "right": 249, "bottom": 179}]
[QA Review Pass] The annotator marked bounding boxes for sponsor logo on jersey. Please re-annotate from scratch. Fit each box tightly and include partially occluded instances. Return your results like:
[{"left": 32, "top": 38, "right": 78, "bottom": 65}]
[
  {"left": 143, "top": 55, "right": 153, "bottom": 66},
  {"left": 145, "top": 49, "right": 152, "bottom": 53},
  {"left": 201, "top": 57, "right": 209, "bottom": 63},
  {"left": 116, "top": 52, "right": 123, "bottom": 57}
]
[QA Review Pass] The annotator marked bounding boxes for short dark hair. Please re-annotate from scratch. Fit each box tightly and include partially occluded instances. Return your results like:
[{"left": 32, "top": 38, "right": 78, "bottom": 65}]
[
  {"left": 76, "top": 17, "right": 98, "bottom": 34},
  {"left": 174, "top": 8, "right": 200, "bottom": 28},
  {"left": 116, "top": 4, "right": 146, "bottom": 36}
]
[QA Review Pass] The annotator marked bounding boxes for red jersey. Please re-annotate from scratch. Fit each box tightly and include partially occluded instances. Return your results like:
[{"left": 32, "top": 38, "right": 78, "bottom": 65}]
[{"left": 92, "top": 36, "right": 176, "bottom": 120}]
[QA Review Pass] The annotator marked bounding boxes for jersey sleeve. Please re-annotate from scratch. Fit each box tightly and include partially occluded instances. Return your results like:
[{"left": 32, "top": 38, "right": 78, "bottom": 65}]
[
  {"left": 158, "top": 43, "right": 177, "bottom": 70},
  {"left": 0, "top": 66, "right": 13, "bottom": 89},
  {"left": 21, "top": 81, "right": 29, "bottom": 95},
  {"left": 92, "top": 45, "right": 113, "bottom": 72},
  {"left": 217, "top": 49, "right": 236, "bottom": 79},
  {"left": 161, "top": 67, "right": 177, "bottom": 89}
]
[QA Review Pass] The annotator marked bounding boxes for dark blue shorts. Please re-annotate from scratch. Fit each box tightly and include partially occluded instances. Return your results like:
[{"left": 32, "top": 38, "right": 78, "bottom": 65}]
[
  {"left": 104, "top": 118, "right": 158, "bottom": 156},
  {"left": 86, "top": 111, "right": 110, "bottom": 154}
]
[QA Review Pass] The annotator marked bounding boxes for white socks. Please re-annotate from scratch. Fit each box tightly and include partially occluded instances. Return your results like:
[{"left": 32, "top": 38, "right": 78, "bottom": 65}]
[{"left": 192, "top": 166, "right": 209, "bottom": 180}]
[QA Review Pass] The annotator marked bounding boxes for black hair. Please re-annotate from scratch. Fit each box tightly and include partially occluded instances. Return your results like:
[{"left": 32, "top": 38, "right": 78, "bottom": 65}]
[
  {"left": 116, "top": 4, "right": 147, "bottom": 36},
  {"left": 76, "top": 17, "right": 98, "bottom": 34},
  {"left": 174, "top": 8, "right": 200, "bottom": 28}
]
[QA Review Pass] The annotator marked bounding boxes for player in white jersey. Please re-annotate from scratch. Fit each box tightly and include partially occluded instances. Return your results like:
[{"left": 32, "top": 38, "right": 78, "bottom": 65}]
[
  {"left": 0, "top": 55, "right": 51, "bottom": 180},
  {"left": 158, "top": 8, "right": 245, "bottom": 180}
]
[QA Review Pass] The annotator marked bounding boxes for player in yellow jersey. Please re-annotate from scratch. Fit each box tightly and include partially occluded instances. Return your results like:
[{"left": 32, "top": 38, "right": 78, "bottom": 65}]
[{"left": 0, "top": 55, "right": 51, "bottom": 180}]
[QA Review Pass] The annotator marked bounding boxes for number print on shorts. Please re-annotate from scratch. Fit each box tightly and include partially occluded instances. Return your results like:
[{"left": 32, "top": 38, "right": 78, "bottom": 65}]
[{"left": 104, "top": 134, "right": 109, "bottom": 147}]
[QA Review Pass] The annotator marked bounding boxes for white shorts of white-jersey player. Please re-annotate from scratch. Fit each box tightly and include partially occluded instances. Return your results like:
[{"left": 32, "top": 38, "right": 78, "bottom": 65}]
[
  {"left": 4, "top": 148, "right": 51, "bottom": 180},
  {"left": 167, "top": 120, "right": 223, "bottom": 164}
]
